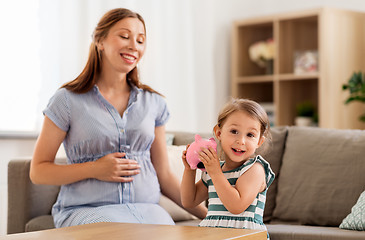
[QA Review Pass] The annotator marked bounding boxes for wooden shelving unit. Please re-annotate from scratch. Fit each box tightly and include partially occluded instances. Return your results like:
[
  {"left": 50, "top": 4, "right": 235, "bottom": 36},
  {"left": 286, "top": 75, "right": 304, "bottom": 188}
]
[{"left": 231, "top": 8, "right": 365, "bottom": 129}]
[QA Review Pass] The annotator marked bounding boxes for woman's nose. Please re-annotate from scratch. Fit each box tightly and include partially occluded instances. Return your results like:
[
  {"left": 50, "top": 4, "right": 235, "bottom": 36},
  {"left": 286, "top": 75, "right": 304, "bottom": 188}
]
[{"left": 128, "top": 39, "right": 137, "bottom": 50}]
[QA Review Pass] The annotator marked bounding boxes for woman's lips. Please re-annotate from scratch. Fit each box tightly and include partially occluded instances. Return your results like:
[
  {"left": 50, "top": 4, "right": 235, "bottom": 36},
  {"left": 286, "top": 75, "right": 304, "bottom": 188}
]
[{"left": 121, "top": 53, "right": 136, "bottom": 63}]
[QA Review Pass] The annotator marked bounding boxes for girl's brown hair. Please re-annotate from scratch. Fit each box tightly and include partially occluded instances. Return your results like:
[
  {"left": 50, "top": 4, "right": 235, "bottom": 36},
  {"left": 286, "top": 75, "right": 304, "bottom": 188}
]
[
  {"left": 217, "top": 98, "right": 271, "bottom": 140},
  {"left": 215, "top": 98, "right": 272, "bottom": 158},
  {"left": 61, "top": 8, "right": 161, "bottom": 95}
]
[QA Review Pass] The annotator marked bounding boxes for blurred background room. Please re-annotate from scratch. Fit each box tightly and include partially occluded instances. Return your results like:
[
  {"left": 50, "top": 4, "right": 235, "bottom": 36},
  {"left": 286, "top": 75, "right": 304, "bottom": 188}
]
[{"left": 1, "top": 0, "right": 365, "bottom": 235}]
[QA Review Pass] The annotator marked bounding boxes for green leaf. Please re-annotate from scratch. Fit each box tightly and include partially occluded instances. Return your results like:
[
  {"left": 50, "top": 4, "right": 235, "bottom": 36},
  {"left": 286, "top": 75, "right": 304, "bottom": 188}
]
[
  {"left": 343, "top": 72, "right": 365, "bottom": 122},
  {"left": 360, "top": 113, "right": 365, "bottom": 122}
]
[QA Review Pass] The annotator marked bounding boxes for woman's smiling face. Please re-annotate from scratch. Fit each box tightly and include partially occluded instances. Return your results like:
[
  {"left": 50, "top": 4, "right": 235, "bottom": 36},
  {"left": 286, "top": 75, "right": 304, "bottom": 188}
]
[
  {"left": 215, "top": 111, "right": 264, "bottom": 166},
  {"left": 99, "top": 17, "right": 146, "bottom": 74}
]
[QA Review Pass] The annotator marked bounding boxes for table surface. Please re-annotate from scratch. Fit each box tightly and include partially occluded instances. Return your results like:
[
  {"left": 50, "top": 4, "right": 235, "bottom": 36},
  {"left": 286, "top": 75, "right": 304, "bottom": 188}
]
[{"left": 1, "top": 222, "right": 267, "bottom": 240}]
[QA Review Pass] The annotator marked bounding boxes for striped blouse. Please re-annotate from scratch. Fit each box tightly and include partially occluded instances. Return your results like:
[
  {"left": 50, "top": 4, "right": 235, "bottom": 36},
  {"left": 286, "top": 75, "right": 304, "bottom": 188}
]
[
  {"left": 199, "top": 155, "right": 274, "bottom": 239},
  {"left": 44, "top": 84, "right": 174, "bottom": 227}
]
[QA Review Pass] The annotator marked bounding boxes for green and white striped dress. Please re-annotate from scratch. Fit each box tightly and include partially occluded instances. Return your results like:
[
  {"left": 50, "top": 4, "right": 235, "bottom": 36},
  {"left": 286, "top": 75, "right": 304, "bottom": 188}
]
[{"left": 199, "top": 155, "right": 274, "bottom": 238}]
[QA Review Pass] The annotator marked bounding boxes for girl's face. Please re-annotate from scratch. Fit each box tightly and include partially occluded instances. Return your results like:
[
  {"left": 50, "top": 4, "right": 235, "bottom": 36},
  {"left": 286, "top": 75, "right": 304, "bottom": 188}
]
[
  {"left": 215, "top": 111, "right": 265, "bottom": 166},
  {"left": 99, "top": 17, "right": 146, "bottom": 75}
]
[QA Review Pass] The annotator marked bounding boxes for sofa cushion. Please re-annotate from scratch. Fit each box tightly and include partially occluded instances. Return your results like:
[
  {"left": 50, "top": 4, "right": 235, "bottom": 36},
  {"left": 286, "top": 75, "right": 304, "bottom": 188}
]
[
  {"left": 25, "top": 215, "right": 55, "bottom": 232},
  {"left": 159, "top": 145, "right": 200, "bottom": 222},
  {"left": 257, "top": 126, "right": 288, "bottom": 222},
  {"left": 272, "top": 127, "right": 365, "bottom": 226},
  {"left": 267, "top": 223, "right": 365, "bottom": 240},
  {"left": 170, "top": 131, "right": 212, "bottom": 146},
  {"left": 165, "top": 133, "right": 175, "bottom": 145},
  {"left": 340, "top": 190, "right": 365, "bottom": 231}
]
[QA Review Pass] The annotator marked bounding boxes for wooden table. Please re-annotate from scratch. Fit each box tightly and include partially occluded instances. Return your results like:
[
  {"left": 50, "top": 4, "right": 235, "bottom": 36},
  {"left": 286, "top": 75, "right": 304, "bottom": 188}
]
[{"left": 1, "top": 222, "right": 267, "bottom": 240}]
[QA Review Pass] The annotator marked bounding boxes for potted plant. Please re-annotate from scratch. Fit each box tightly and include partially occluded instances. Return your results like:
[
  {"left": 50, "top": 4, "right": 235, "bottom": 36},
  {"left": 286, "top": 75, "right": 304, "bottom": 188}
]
[
  {"left": 342, "top": 72, "right": 365, "bottom": 122},
  {"left": 295, "top": 101, "right": 315, "bottom": 126}
]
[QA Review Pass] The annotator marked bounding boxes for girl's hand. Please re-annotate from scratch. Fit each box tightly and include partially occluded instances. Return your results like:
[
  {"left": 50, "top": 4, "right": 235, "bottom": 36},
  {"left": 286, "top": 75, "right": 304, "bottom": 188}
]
[
  {"left": 93, "top": 152, "right": 140, "bottom": 182},
  {"left": 199, "top": 146, "right": 221, "bottom": 175},
  {"left": 182, "top": 144, "right": 194, "bottom": 171}
]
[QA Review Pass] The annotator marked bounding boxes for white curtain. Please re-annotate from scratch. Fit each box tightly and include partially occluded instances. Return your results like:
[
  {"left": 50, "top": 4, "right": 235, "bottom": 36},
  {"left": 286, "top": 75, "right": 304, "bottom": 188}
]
[
  {"left": 0, "top": 0, "right": 221, "bottom": 133},
  {"left": 0, "top": 0, "right": 42, "bottom": 132}
]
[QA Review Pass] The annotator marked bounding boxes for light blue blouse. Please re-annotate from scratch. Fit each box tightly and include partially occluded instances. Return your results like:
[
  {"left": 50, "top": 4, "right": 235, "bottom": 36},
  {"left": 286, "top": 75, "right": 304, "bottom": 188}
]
[{"left": 44, "top": 84, "right": 174, "bottom": 227}]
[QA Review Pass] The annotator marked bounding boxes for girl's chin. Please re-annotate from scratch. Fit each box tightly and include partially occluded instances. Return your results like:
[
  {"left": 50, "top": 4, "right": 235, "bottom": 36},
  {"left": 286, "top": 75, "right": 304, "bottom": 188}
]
[{"left": 227, "top": 155, "right": 246, "bottom": 163}]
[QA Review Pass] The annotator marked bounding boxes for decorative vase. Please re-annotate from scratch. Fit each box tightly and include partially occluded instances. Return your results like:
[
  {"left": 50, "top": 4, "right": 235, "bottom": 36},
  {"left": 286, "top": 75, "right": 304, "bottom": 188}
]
[
  {"left": 265, "top": 59, "right": 274, "bottom": 75},
  {"left": 295, "top": 116, "right": 313, "bottom": 127}
]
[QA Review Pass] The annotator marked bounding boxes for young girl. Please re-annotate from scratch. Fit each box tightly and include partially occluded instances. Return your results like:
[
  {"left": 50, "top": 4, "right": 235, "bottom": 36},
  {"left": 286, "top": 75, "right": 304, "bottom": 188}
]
[{"left": 181, "top": 98, "right": 274, "bottom": 238}]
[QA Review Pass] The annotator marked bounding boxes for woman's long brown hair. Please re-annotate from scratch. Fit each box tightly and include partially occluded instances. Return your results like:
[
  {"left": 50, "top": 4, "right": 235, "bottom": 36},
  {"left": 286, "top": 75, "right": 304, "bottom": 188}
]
[{"left": 61, "top": 8, "right": 161, "bottom": 95}]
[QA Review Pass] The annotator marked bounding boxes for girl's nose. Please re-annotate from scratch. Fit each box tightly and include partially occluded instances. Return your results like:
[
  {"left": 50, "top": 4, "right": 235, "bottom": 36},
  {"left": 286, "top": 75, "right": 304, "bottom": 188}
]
[{"left": 236, "top": 138, "right": 245, "bottom": 145}]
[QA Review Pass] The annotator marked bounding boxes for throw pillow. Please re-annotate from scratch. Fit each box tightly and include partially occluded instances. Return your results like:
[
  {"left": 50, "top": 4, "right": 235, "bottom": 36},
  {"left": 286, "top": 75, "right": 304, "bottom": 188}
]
[
  {"left": 166, "top": 145, "right": 187, "bottom": 180},
  {"left": 339, "top": 191, "right": 365, "bottom": 231},
  {"left": 272, "top": 127, "right": 365, "bottom": 226},
  {"left": 165, "top": 133, "right": 175, "bottom": 146},
  {"left": 256, "top": 126, "right": 288, "bottom": 223},
  {"left": 166, "top": 145, "right": 200, "bottom": 182},
  {"left": 160, "top": 145, "right": 199, "bottom": 222}
]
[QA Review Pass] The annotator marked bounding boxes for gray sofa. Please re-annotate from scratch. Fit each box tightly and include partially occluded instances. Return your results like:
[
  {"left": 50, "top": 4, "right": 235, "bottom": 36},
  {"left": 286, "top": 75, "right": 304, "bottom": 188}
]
[{"left": 7, "top": 127, "right": 365, "bottom": 239}]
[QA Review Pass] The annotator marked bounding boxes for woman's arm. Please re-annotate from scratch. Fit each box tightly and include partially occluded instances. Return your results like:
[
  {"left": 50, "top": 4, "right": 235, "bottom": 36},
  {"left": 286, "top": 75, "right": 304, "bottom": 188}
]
[
  {"left": 30, "top": 116, "right": 140, "bottom": 185},
  {"left": 150, "top": 126, "right": 207, "bottom": 219}
]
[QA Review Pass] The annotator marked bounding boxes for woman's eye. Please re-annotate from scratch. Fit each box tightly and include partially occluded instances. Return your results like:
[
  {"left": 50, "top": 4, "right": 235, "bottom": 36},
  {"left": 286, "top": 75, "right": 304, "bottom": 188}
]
[
  {"left": 137, "top": 38, "right": 145, "bottom": 44},
  {"left": 120, "top": 35, "right": 128, "bottom": 39}
]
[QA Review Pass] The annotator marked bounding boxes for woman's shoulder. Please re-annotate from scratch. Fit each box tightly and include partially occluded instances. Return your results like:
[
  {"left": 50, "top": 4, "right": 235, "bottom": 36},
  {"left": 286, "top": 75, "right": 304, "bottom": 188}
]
[
  {"left": 49, "top": 87, "right": 93, "bottom": 109},
  {"left": 53, "top": 87, "right": 93, "bottom": 100},
  {"left": 52, "top": 87, "right": 75, "bottom": 99},
  {"left": 139, "top": 88, "right": 164, "bottom": 98},
  {"left": 48, "top": 87, "right": 70, "bottom": 103},
  {"left": 138, "top": 88, "right": 166, "bottom": 105}
]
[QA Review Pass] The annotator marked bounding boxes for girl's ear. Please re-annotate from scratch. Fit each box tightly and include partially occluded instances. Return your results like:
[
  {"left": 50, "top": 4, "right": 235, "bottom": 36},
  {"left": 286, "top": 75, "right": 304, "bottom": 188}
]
[
  {"left": 258, "top": 136, "right": 266, "bottom": 147},
  {"left": 213, "top": 125, "right": 221, "bottom": 140}
]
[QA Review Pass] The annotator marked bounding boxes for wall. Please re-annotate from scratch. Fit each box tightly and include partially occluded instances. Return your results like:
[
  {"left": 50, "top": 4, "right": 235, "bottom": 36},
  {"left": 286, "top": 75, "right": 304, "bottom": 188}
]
[
  {"left": 187, "top": 0, "right": 365, "bottom": 133},
  {"left": 1, "top": 0, "right": 365, "bottom": 236}
]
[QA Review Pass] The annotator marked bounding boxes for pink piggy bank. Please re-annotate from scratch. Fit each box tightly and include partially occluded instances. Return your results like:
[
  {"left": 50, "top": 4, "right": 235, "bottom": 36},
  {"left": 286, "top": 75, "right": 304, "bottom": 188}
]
[{"left": 186, "top": 134, "right": 217, "bottom": 171}]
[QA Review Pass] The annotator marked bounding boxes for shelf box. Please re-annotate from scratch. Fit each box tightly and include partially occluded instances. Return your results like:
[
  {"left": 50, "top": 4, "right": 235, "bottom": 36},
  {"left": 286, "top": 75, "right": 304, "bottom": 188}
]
[
  {"left": 277, "top": 79, "right": 318, "bottom": 126},
  {"left": 236, "top": 82, "right": 273, "bottom": 103},
  {"left": 278, "top": 16, "right": 318, "bottom": 74},
  {"left": 235, "top": 22, "right": 273, "bottom": 77},
  {"left": 260, "top": 102, "right": 276, "bottom": 127}
]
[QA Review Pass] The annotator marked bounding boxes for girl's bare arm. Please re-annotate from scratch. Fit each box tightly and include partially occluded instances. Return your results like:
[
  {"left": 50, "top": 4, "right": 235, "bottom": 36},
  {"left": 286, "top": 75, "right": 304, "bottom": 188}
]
[{"left": 151, "top": 126, "right": 207, "bottom": 219}]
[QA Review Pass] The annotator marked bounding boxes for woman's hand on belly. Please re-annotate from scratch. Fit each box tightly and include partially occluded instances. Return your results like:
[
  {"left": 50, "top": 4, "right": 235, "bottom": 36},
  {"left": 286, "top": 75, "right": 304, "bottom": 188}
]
[{"left": 92, "top": 152, "right": 141, "bottom": 182}]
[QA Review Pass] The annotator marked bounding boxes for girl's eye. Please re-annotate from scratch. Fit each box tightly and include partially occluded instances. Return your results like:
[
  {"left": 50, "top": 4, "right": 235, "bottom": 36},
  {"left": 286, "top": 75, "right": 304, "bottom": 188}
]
[
  {"left": 120, "top": 35, "right": 128, "bottom": 39},
  {"left": 247, "top": 133, "right": 255, "bottom": 138},
  {"left": 230, "top": 129, "right": 238, "bottom": 135}
]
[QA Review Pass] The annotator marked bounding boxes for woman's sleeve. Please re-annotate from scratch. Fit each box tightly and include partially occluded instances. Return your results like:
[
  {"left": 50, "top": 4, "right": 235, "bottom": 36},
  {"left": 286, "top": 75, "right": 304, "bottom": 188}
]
[
  {"left": 43, "top": 88, "right": 71, "bottom": 132},
  {"left": 155, "top": 94, "right": 170, "bottom": 127}
]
